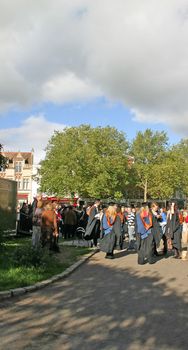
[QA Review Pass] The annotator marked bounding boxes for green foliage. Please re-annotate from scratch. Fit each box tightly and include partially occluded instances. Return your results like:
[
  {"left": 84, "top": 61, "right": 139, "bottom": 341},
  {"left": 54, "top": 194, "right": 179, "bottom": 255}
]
[
  {"left": 39, "top": 125, "right": 129, "bottom": 198},
  {"left": 0, "top": 143, "right": 8, "bottom": 171},
  {"left": 131, "top": 129, "right": 168, "bottom": 165},
  {"left": 171, "top": 139, "right": 188, "bottom": 197},
  {"left": 0, "top": 228, "right": 4, "bottom": 249},
  {"left": 38, "top": 126, "right": 188, "bottom": 202},
  {"left": 12, "top": 243, "right": 51, "bottom": 268},
  {"left": 130, "top": 131, "right": 188, "bottom": 200},
  {"left": 130, "top": 129, "right": 168, "bottom": 200},
  {"left": 0, "top": 237, "right": 91, "bottom": 291}
]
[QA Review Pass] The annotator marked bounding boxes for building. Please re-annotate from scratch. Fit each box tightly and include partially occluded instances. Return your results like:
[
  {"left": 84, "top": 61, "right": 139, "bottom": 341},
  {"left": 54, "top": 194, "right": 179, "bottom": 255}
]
[{"left": 0, "top": 151, "right": 34, "bottom": 204}]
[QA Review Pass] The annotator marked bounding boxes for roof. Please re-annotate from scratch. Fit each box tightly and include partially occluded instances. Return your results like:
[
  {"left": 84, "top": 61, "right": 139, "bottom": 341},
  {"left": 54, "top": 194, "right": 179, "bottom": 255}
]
[{"left": 2, "top": 151, "right": 33, "bottom": 162}]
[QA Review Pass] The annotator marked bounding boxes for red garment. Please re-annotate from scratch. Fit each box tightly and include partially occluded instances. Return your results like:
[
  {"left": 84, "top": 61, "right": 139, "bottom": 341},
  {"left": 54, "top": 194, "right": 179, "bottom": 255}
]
[
  {"left": 117, "top": 212, "right": 124, "bottom": 224},
  {"left": 140, "top": 212, "right": 153, "bottom": 231}
]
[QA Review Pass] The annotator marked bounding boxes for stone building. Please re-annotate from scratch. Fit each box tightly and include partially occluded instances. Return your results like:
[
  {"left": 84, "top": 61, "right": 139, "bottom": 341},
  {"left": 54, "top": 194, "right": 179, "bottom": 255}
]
[{"left": 0, "top": 151, "right": 34, "bottom": 203}]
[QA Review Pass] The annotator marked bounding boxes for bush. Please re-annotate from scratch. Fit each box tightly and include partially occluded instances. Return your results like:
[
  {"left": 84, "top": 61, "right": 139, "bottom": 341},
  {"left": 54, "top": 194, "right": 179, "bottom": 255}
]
[
  {"left": 0, "top": 228, "right": 4, "bottom": 249},
  {"left": 12, "top": 243, "right": 53, "bottom": 268}
]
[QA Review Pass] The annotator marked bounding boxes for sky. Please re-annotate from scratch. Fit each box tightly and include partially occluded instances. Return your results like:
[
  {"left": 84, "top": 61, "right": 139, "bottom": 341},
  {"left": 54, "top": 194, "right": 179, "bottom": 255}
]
[{"left": 0, "top": 0, "right": 188, "bottom": 164}]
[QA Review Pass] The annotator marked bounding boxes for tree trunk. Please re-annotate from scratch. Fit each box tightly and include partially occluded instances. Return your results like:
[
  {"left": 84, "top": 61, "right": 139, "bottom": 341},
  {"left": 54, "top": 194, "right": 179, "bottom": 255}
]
[{"left": 144, "top": 179, "right": 147, "bottom": 202}]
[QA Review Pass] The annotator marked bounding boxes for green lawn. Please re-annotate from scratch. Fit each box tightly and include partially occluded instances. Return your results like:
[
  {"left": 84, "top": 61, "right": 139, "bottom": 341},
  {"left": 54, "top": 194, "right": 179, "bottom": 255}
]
[{"left": 0, "top": 236, "right": 91, "bottom": 291}]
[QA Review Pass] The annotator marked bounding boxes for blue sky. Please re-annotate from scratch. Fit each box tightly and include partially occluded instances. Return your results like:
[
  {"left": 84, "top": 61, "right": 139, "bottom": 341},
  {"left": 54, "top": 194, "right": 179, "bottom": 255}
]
[
  {"left": 0, "top": 1, "right": 187, "bottom": 163},
  {"left": 0, "top": 98, "right": 182, "bottom": 143}
]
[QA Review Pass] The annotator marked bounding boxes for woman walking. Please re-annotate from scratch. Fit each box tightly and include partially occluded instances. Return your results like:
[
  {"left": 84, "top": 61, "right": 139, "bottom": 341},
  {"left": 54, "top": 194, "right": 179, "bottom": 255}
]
[
  {"left": 100, "top": 204, "right": 121, "bottom": 259},
  {"left": 135, "top": 203, "right": 155, "bottom": 265}
]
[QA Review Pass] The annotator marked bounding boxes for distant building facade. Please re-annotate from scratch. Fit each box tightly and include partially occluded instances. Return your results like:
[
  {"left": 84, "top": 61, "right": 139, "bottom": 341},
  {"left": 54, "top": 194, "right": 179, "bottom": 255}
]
[{"left": 0, "top": 151, "right": 34, "bottom": 203}]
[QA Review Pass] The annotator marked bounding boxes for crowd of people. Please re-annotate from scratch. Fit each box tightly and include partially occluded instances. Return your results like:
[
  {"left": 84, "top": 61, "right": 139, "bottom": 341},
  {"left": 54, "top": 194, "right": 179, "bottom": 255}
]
[{"left": 17, "top": 196, "right": 188, "bottom": 264}]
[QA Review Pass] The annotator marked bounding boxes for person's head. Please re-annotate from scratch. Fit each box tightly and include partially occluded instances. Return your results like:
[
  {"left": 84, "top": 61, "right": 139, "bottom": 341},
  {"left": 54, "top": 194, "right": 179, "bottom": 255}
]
[
  {"left": 36, "top": 193, "right": 42, "bottom": 202},
  {"left": 95, "top": 199, "right": 101, "bottom": 207},
  {"left": 37, "top": 200, "right": 43, "bottom": 209},
  {"left": 135, "top": 203, "right": 141, "bottom": 212},
  {"left": 161, "top": 207, "right": 167, "bottom": 213},
  {"left": 106, "top": 204, "right": 117, "bottom": 218},
  {"left": 121, "top": 206, "right": 125, "bottom": 213},
  {"left": 52, "top": 201, "right": 58, "bottom": 209},
  {"left": 140, "top": 204, "right": 150, "bottom": 216},
  {"left": 151, "top": 202, "right": 159, "bottom": 212},
  {"left": 45, "top": 201, "right": 53, "bottom": 211},
  {"left": 168, "top": 200, "right": 177, "bottom": 211}
]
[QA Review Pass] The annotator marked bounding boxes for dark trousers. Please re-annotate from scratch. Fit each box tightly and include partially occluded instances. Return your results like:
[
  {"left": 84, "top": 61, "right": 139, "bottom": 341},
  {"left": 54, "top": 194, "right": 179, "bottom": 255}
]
[
  {"left": 41, "top": 226, "right": 59, "bottom": 252},
  {"left": 92, "top": 221, "right": 100, "bottom": 246},
  {"left": 64, "top": 224, "right": 76, "bottom": 239},
  {"left": 137, "top": 233, "right": 154, "bottom": 264}
]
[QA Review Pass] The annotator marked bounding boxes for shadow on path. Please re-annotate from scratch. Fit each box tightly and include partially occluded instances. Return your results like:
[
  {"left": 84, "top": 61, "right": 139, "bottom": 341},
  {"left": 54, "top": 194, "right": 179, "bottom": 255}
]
[{"left": 0, "top": 255, "right": 188, "bottom": 350}]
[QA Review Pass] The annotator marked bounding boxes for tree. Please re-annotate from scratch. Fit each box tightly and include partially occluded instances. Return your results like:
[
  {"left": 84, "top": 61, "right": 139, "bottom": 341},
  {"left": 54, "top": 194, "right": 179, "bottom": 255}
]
[
  {"left": 130, "top": 129, "right": 168, "bottom": 201},
  {"left": 146, "top": 149, "right": 187, "bottom": 199},
  {"left": 170, "top": 139, "right": 188, "bottom": 198},
  {"left": 0, "top": 143, "right": 7, "bottom": 172},
  {"left": 39, "top": 125, "right": 130, "bottom": 199}
]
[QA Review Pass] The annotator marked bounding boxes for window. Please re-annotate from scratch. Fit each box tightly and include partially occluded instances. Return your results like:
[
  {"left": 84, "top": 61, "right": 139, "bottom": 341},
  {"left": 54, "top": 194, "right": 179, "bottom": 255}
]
[
  {"left": 17, "top": 180, "right": 21, "bottom": 190},
  {"left": 23, "top": 178, "right": 29, "bottom": 190},
  {"left": 15, "top": 161, "right": 22, "bottom": 172}
]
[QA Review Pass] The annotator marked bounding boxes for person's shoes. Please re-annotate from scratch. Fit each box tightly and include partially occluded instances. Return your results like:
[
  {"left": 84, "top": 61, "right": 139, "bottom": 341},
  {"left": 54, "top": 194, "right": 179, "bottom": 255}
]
[
  {"left": 127, "top": 247, "right": 135, "bottom": 251},
  {"left": 138, "top": 260, "right": 146, "bottom": 265},
  {"left": 105, "top": 253, "right": 114, "bottom": 259},
  {"left": 154, "top": 251, "right": 160, "bottom": 257},
  {"left": 148, "top": 259, "right": 156, "bottom": 264},
  {"left": 173, "top": 255, "right": 181, "bottom": 259}
]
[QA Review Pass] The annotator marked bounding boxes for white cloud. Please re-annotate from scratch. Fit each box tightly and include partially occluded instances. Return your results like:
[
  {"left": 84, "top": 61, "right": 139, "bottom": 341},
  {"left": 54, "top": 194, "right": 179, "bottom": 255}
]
[
  {"left": 42, "top": 72, "right": 101, "bottom": 103},
  {"left": 0, "top": 115, "right": 66, "bottom": 164},
  {"left": 0, "top": 0, "right": 188, "bottom": 135}
]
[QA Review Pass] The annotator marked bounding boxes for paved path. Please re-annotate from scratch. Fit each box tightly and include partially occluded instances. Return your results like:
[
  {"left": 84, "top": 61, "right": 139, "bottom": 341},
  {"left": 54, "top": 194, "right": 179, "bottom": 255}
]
[{"left": 0, "top": 250, "right": 188, "bottom": 350}]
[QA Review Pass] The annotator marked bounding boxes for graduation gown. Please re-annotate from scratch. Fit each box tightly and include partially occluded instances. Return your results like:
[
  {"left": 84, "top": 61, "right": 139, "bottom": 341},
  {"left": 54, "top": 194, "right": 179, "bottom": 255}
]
[
  {"left": 165, "top": 210, "right": 182, "bottom": 251},
  {"left": 84, "top": 206, "right": 100, "bottom": 240}
]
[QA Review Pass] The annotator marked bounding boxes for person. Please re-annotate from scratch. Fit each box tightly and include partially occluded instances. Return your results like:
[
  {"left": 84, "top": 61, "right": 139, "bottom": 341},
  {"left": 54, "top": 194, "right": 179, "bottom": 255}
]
[
  {"left": 28, "top": 203, "right": 33, "bottom": 231},
  {"left": 19, "top": 202, "right": 30, "bottom": 232},
  {"left": 159, "top": 207, "right": 168, "bottom": 254},
  {"left": 64, "top": 205, "right": 77, "bottom": 239},
  {"left": 100, "top": 204, "right": 121, "bottom": 259},
  {"left": 121, "top": 205, "right": 128, "bottom": 242},
  {"left": 84, "top": 199, "right": 101, "bottom": 246},
  {"left": 41, "top": 201, "right": 59, "bottom": 252},
  {"left": 77, "top": 204, "right": 89, "bottom": 230},
  {"left": 127, "top": 206, "right": 136, "bottom": 250},
  {"left": 32, "top": 200, "right": 43, "bottom": 248},
  {"left": 150, "top": 202, "right": 163, "bottom": 256},
  {"left": 53, "top": 201, "right": 62, "bottom": 238},
  {"left": 182, "top": 210, "right": 188, "bottom": 244},
  {"left": 116, "top": 206, "right": 125, "bottom": 249},
  {"left": 165, "top": 201, "right": 182, "bottom": 258},
  {"left": 135, "top": 203, "right": 155, "bottom": 265}
]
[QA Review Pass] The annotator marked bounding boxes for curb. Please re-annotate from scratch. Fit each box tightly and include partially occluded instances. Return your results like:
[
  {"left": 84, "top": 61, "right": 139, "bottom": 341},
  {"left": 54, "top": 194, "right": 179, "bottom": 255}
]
[{"left": 0, "top": 249, "right": 99, "bottom": 301}]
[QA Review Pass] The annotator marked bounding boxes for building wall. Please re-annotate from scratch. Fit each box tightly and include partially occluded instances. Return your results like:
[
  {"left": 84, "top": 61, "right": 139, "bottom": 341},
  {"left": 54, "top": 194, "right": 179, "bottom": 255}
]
[
  {"left": 0, "top": 151, "right": 34, "bottom": 203},
  {"left": 0, "top": 178, "right": 17, "bottom": 231}
]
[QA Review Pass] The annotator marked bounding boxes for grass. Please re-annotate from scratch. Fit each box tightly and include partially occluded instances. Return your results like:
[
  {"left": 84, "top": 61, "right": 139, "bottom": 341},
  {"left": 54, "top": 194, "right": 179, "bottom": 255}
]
[{"left": 0, "top": 236, "right": 91, "bottom": 292}]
